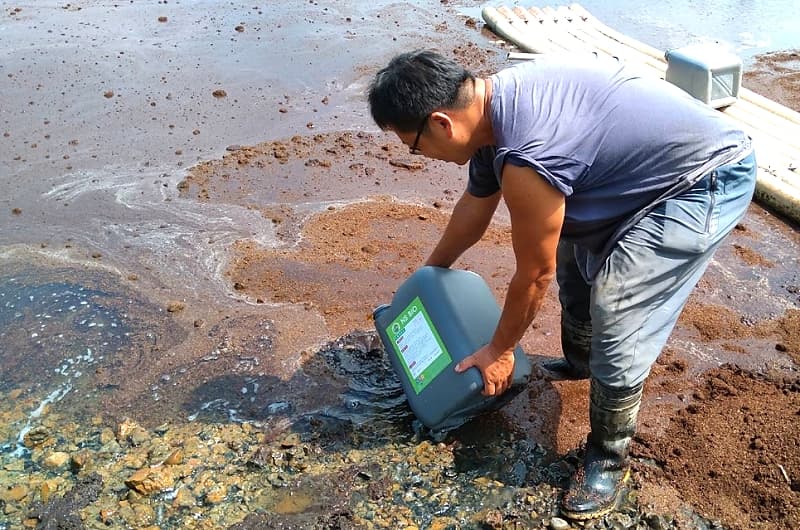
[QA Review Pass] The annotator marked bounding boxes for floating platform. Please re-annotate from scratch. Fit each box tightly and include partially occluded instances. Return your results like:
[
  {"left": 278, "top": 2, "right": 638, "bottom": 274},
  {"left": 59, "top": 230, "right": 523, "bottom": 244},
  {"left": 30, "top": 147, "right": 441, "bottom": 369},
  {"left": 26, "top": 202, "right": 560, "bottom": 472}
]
[{"left": 482, "top": 4, "right": 800, "bottom": 224}]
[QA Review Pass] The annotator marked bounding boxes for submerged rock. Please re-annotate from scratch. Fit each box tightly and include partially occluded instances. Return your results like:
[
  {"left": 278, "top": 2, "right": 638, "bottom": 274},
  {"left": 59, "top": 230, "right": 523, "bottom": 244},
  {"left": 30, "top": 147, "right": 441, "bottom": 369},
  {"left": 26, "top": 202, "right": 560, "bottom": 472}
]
[{"left": 23, "top": 426, "right": 51, "bottom": 448}]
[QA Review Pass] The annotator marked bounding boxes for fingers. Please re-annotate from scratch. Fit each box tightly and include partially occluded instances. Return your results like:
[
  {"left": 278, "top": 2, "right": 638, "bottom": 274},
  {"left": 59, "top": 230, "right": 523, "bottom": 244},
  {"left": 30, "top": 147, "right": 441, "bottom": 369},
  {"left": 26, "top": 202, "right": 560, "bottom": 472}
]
[
  {"left": 457, "top": 351, "right": 515, "bottom": 396},
  {"left": 482, "top": 380, "right": 508, "bottom": 396},
  {"left": 483, "top": 375, "right": 515, "bottom": 396},
  {"left": 454, "top": 355, "right": 475, "bottom": 373}
]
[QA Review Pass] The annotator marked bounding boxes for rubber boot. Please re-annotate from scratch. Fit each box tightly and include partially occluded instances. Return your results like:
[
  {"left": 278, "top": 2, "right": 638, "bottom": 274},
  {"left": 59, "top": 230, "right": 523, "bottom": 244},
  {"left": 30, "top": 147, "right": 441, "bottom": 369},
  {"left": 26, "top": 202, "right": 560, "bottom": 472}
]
[
  {"left": 560, "top": 379, "right": 643, "bottom": 520},
  {"left": 537, "top": 312, "right": 591, "bottom": 381}
]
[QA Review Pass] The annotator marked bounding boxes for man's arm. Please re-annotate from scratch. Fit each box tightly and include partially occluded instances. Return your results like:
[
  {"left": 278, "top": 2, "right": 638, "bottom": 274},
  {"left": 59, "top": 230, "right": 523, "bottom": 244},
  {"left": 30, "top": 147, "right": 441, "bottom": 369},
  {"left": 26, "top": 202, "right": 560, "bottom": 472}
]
[
  {"left": 456, "top": 163, "right": 565, "bottom": 396},
  {"left": 492, "top": 163, "right": 564, "bottom": 351},
  {"left": 425, "top": 190, "right": 502, "bottom": 267}
]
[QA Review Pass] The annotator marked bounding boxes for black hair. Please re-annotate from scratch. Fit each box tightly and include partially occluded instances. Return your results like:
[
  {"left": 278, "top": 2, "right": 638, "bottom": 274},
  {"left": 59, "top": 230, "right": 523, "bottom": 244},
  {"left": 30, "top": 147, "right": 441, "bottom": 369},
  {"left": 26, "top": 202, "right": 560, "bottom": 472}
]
[{"left": 368, "top": 50, "right": 475, "bottom": 133}]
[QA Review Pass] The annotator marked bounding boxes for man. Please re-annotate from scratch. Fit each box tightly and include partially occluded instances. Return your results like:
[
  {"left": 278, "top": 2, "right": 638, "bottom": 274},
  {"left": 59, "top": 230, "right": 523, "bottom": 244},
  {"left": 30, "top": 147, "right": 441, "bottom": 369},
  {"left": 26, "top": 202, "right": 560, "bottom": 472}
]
[{"left": 367, "top": 50, "right": 755, "bottom": 520}]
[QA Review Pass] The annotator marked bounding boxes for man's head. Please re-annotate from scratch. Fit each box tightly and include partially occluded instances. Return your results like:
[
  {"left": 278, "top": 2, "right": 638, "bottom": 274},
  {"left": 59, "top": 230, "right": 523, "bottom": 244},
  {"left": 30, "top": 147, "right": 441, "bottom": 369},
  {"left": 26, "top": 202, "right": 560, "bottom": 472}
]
[{"left": 368, "top": 50, "right": 481, "bottom": 163}]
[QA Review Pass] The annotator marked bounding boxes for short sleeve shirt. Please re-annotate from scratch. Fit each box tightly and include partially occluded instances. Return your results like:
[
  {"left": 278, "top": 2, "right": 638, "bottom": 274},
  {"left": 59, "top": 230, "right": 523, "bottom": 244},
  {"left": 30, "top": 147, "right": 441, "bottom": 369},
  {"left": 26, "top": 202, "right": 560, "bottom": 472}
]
[{"left": 468, "top": 56, "right": 751, "bottom": 263}]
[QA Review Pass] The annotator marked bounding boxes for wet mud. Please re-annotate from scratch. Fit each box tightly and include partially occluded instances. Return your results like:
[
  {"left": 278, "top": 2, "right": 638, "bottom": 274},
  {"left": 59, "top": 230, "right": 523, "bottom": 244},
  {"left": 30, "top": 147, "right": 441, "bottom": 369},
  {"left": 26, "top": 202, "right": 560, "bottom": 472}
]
[
  {"left": 744, "top": 50, "right": 800, "bottom": 112},
  {"left": 1, "top": 1, "right": 800, "bottom": 529}
]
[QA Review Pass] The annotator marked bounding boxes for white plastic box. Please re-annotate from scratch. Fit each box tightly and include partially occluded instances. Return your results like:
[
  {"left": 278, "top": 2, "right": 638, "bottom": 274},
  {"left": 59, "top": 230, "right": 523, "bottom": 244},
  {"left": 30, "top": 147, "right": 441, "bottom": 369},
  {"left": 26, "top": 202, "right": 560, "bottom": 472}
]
[{"left": 664, "top": 44, "right": 742, "bottom": 109}]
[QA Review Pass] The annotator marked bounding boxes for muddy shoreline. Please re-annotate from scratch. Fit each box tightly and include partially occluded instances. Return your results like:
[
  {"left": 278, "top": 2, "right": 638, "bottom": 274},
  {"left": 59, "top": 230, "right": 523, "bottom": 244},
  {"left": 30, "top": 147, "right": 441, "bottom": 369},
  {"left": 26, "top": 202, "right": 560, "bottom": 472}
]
[{"left": 1, "top": 1, "right": 799, "bottom": 529}]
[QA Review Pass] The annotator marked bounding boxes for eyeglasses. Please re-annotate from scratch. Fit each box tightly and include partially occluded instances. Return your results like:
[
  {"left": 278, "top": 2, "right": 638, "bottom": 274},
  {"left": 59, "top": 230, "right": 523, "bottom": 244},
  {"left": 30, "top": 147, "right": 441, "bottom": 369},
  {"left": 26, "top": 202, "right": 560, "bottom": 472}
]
[{"left": 409, "top": 115, "right": 428, "bottom": 155}]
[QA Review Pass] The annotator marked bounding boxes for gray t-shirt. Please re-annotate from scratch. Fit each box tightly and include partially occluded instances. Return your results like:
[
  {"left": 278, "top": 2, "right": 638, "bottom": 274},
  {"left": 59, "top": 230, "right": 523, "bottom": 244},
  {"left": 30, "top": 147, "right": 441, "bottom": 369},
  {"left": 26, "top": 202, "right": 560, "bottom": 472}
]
[{"left": 469, "top": 56, "right": 751, "bottom": 274}]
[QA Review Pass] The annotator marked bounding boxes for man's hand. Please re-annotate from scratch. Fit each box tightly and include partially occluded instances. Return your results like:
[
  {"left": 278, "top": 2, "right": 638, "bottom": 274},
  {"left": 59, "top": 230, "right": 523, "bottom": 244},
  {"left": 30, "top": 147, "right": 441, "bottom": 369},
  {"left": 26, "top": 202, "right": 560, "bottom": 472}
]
[{"left": 455, "top": 345, "right": 516, "bottom": 396}]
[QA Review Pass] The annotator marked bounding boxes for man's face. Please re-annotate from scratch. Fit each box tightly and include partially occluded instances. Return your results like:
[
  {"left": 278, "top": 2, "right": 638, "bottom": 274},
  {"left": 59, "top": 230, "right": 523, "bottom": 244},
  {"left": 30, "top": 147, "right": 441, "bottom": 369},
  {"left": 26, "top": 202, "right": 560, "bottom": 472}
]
[{"left": 394, "top": 116, "right": 473, "bottom": 166}]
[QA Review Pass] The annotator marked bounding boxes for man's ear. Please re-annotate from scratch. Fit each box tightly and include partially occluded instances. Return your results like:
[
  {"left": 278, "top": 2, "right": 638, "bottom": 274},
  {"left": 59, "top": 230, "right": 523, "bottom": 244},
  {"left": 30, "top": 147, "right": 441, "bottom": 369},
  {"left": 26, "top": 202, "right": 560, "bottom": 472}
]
[{"left": 429, "top": 111, "right": 454, "bottom": 139}]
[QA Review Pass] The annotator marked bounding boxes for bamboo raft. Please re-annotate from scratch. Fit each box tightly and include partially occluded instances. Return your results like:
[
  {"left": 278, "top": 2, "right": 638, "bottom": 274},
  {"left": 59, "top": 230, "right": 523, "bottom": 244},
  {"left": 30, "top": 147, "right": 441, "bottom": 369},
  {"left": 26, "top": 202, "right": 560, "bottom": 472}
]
[{"left": 482, "top": 4, "right": 800, "bottom": 224}]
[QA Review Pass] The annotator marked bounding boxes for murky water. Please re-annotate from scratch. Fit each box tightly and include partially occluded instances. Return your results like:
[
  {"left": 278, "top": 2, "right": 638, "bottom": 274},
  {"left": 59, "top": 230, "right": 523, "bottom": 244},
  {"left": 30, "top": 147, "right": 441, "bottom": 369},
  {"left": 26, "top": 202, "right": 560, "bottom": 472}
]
[
  {"left": 0, "top": 265, "right": 182, "bottom": 460},
  {"left": 1, "top": 0, "right": 797, "bottom": 528}
]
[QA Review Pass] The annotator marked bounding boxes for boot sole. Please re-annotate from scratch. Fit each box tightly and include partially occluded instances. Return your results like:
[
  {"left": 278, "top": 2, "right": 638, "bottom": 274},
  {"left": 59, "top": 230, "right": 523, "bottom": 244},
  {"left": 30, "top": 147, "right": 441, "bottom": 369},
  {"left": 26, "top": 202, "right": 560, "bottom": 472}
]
[
  {"left": 559, "top": 469, "right": 630, "bottom": 521},
  {"left": 560, "top": 504, "right": 616, "bottom": 521}
]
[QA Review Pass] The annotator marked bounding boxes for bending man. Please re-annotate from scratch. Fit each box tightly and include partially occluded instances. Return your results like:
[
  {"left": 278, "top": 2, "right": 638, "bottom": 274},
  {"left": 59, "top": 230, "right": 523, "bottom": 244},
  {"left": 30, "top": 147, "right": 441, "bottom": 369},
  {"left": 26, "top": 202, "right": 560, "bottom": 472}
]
[{"left": 367, "top": 50, "right": 755, "bottom": 520}]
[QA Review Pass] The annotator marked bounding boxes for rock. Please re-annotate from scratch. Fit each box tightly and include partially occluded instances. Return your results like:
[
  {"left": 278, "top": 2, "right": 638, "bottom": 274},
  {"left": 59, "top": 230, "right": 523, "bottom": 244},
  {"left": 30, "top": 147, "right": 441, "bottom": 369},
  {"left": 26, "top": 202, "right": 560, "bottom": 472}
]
[
  {"left": 129, "top": 428, "right": 150, "bottom": 447},
  {"left": 646, "top": 514, "right": 671, "bottom": 530},
  {"left": 4, "top": 460, "right": 24, "bottom": 472},
  {"left": 429, "top": 518, "right": 459, "bottom": 530},
  {"left": 0, "top": 485, "right": 29, "bottom": 502},
  {"left": 121, "top": 452, "right": 148, "bottom": 470},
  {"left": 40, "top": 480, "right": 59, "bottom": 504},
  {"left": 70, "top": 451, "right": 90, "bottom": 472},
  {"left": 388, "top": 158, "right": 425, "bottom": 171},
  {"left": 204, "top": 484, "right": 227, "bottom": 504},
  {"left": 23, "top": 426, "right": 50, "bottom": 448},
  {"left": 99, "top": 509, "right": 116, "bottom": 524},
  {"left": 100, "top": 439, "right": 123, "bottom": 454},
  {"left": 100, "top": 427, "right": 116, "bottom": 445},
  {"left": 42, "top": 451, "right": 70, "bottom": 469},
  {"left": 265, "top": 401, "right": 291, "bottom": 414},
  {"left": 125, "top": 466, "right": 176, "bottom": 495},
  {"left": 550, "top": 517, "right": 570, "bottom": 530},
  {"left": 131, "top": 503, "right": 156, "bottom": 527},
  {"left": 172, "top": 487, "right": 196, "bottom": 508},
  {"left": 166, "top": 301, "right": 185, "bottom": 313},
  {"left": 116, "top": 418, "right": 142, "bottom": 441},
  {"left": 280, "top": 433, "right": 301, "bottom": 448},
  {"left": 608, "top": 512, "right": 633, "bottom": 528},
  {"left": 163, "top": 448, "right": 184, "bottom": 465}
]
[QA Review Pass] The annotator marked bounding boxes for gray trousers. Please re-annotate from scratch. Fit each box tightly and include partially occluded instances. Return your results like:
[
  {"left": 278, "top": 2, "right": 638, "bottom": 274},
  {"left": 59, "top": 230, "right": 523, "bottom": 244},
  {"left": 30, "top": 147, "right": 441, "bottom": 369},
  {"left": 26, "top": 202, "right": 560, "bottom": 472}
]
[{"left": 557, "top": 151, "right": 757, "bottom": 389}]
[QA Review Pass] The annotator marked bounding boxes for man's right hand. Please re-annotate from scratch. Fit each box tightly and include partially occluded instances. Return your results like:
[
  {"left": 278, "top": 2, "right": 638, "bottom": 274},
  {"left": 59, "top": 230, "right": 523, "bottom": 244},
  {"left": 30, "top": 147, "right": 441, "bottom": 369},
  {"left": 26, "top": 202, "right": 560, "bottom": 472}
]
[{"left": 455, "top": 344, "right": 516, "bottom": 396}]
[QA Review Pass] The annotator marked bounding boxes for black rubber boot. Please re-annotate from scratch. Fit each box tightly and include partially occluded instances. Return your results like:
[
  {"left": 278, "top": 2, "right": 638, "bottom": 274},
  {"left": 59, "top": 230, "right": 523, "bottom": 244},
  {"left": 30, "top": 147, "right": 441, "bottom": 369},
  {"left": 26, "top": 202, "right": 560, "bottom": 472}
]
[
  {"left": 537, "top": 312, "right": 591, "bottom": 381},
  {"left": 560, "top": 379, "right": 643, "bottom": 520}
]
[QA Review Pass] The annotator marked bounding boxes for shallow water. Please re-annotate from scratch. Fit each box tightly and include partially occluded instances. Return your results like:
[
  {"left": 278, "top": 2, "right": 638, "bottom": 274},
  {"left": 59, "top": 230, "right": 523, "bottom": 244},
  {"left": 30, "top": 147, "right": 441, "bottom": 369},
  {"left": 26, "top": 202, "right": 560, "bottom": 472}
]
[{"left": 473, "top": 0, "right": 800, "bottom": 65}]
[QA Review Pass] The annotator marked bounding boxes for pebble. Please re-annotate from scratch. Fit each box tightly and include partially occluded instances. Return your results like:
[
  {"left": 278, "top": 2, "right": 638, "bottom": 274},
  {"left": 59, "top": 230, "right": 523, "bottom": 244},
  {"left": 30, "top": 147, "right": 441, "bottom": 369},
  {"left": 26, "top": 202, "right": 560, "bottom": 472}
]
[
  {"left": 166, "top": 301, "right": 185, "bottom": 313},
  {"left": 23, "top": 426, "right": 50, "bottom": 448},
  {"left": 0, "top": 485, "right": 29, "bottom": 502},
  {"left": 163, "top": 448, "right": 184, "bottom": 465},
  {"left": 204, "top": 484, "right": 227, "bottom": 504},
  {"left": 125, "top": 466, "right": 176, "bottom": 495},
  {"left": 172, "top": 487, "right": 196, "bottom": 508},
  {"left": 0, "top": 334, "right": 718, "bottom": 530},
  {"left": 42, "top": 451, "right": 70, "bottom": 469}
]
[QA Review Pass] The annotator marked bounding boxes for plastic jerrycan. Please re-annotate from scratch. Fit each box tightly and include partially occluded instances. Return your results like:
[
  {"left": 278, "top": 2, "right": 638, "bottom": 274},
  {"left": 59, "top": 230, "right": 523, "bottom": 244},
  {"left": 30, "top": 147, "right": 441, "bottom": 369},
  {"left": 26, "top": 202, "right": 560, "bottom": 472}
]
[{"left": 373, "top": 266, "right": 531, "bottom": 432}]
